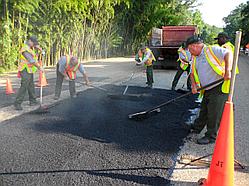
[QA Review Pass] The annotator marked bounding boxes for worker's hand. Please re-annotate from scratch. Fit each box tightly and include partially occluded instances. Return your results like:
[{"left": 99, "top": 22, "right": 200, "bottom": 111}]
[
  {"left": 35, "top": 45, "right": 43, "bottom": 52},
  {"left": 39, "top": 67, "right": 44, "bottom": 72},
  {"left": 224, "top": 70, "right": 231, "bottom": 80},
  {"left": 192, "top": 87, "right": 198, "bottom": 94},
  {"left": 85, "top": 80, "right": 90, "bottom": 86}
]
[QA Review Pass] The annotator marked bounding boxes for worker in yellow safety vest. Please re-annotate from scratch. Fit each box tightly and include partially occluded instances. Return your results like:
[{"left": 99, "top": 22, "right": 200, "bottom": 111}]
[
  {"left": 54, "top": 55, "right": 90, "bottom": 100},
  {"left": 186, "top": 36, "right": 233, "bottom": 145},
  {"left": 215, "top": 32, "right": 239, "bottom": 73},
  {"left": 171, "top": 43, "right": 192, "bottom": 90},
  {"left": 14, "top": 36, "right": 44, "bottom": 111},
  {"left": 135, "top": 45, "right": 156, "bottom": 88}
]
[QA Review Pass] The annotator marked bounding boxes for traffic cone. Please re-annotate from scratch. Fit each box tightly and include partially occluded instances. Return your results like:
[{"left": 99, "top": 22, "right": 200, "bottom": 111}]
[
  {"left": 37, "top": 71, "right": 48, "bottom": 87},
  {"left": 198, "top": 101, "right": 234, "bottom": 186},
  {"left": 6, "top": 78, "right": 15, "bottom": 95}
]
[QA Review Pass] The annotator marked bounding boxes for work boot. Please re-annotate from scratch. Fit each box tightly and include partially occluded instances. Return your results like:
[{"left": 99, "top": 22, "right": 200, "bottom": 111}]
[
  {"left": 189, "top": 124, "right": 202, "bottom": 134},
  {"left": 146, "top": 84, "right": 153, "bottom": 89},
  {"left": 54, "top": 96, "right": 59, "bottom": 100},
  {"left": 197, "top": 136, "right": 215, "bottom": 145},
  {"left": 71, "top": 94, "right": 77, "bottom": 99},
  {"left": 171, "top": 86, "right": 176, "bottom": 91},
  {"left": 14, "top": 104, "right": 23, "bottom": 111},
  {"left": 30, "top": 100, "right": 38, "bottom": 106}
]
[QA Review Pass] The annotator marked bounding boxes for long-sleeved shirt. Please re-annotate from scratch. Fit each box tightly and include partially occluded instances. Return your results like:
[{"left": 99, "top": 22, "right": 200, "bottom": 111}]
[
  {"left": 58, "top": 56, "right": 85, "bottom": 75},
  {"left": 22, "top": 52, "right": 36, "bottom": 63}
]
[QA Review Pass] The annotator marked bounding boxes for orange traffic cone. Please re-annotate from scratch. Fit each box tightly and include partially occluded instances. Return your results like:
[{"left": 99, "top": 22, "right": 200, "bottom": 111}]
[
  {"left": 199, "top": 101, "right": 234, "bottom": 186},
  {"left": 37, "top": 71, "right": 48, "bottom": 87},
  {"left": 6, "top": 78, "right": 15, "bottom": 95}
]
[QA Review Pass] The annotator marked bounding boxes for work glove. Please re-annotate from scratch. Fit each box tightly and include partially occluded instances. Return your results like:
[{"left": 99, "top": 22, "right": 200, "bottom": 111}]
[{"left": 39, "top": 67, "right": 45, "bottom": 72}]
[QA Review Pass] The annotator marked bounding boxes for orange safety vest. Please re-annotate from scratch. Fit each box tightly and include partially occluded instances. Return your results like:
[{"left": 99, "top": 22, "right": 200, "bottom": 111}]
[
  {"left": 18, "top": 44, "right": 38, "bottom": 73},
  {"left": 178, "top": 47, "right": 190, "bottom": 70},
  {"left": 65, "top": 55, "right": 80, "bottom": 80},
  {"left": 191, "top": 46, "right": 231, "bottom": 94}
]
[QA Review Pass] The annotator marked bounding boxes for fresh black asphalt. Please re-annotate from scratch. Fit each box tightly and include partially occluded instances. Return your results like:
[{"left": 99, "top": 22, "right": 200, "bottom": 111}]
[{"left": 0, "top": 85, "right": 198, "bottom": 185}]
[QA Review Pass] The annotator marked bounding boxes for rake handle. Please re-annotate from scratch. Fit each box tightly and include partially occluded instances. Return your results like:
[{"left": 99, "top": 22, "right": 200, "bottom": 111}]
[{"left": 147, "top": 78, "right": 224, "bottom": 113}]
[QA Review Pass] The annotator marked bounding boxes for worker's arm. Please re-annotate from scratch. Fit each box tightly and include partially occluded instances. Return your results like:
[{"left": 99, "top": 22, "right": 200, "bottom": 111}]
[
  {"left": 78, "top": 64, "right": 90, "bottom": 85},
  {"left": 190, "top": 74, "right": 198, "bottom": 94},
  {"left": 22, "top": 52, "right": 43, "bottom": 72},
  {"left": 137, "top": 52, "right": 150, "bottom": 65},
  {"left": 58, "top": 57, "right": 68, "bottom": 77},
  {"left": 224, "top": 51, "right": 233, "bottom": 80}
]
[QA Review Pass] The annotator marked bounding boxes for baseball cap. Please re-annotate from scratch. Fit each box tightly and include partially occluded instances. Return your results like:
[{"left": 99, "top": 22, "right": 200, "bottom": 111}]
[
  {"left": 140, "top": 43, "right": 147, "bottom": 50},
  {"left": 214, "top": 32, "right": 229, "bottom": 40},
  {"left": 186, "top": 36, "right": 202, "bottom": 47},
  {"left": 29, "top": 36, "right": 39, "bottom": 46}
]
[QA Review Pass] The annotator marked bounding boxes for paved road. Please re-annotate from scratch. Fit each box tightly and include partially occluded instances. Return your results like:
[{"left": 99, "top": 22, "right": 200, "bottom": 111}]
[{"left": 0, "top": 58, "right": 194, "bottom": 186}]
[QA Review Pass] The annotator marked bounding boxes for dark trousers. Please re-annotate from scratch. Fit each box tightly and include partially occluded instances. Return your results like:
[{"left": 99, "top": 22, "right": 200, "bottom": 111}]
[
  {"left": 192, "top": 84, "right": 228, "bottom": 139},
  {"left": 15, "top": 69, "right": 36, "bottom": 105},
  {"left": 146, "top": 65, "right": 154, "bottom": 85},
  {"left": 55, "top": 64, "right": 76, "bottom": 98},
  {"left": 172, "top": 63, "right": 191, "bottom": 90}
]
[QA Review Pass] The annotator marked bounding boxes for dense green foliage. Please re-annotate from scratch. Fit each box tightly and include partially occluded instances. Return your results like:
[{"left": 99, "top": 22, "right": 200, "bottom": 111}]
[
  {"left": 223, "top": 1, "right": 249, "bottom": 46},
  {"left": 0, "top": 0, "right": 230, "bottom": 72}
]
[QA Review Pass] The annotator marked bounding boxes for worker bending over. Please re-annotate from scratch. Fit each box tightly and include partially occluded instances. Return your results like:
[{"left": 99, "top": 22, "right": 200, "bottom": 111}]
[
  {"left": 54, "top": 55, "right": 89, "bottom": 100},
  {"left": 186, "top": 36, "right": 233, "bottom": 145},
  {"left": 135, "top": 45, "right": 156, "bottom": 88},
  {"left": 14, "top": 36, "right": 44, "bottom": 110},
  {"left": 171, "top": 43, "right": 191, "bottom": 90}
]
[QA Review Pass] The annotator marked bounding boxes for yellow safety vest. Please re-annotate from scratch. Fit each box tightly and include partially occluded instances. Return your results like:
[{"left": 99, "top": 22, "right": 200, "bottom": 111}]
[
  {"left": 222, "top": 41, "right": 239, "bottom": 74},
  {"left": 18, "top": 44, "right": 38, "bottom": 73},
  {"left": 65, "top": 55, "right": 80, "bottom": 80},
  {"left": 178, "top": 47, "right": 189, "bottom": 70},
  {"left": 191, "top": 46, "right": 231, "bottom": 94},
  {"left": 142, "top": 48, "right": 156, "bottom": 67}
]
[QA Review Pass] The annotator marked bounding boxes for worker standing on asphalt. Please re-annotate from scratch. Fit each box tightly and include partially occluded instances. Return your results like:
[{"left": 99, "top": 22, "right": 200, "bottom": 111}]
[
  {"left": 135, "top": 45, "right": 156, "bottom": 88},
  {"left": 171, "top": 43, "right": 192, "bottom": 90},
  {"left": 186, "top": 36, "right": 233, "bottom": 145},
  {"left": 54, "top": 55, "right": 90, "bottom": 100},
  {"left": 14, "top": 36, "right": 44, "bottom": 111}
]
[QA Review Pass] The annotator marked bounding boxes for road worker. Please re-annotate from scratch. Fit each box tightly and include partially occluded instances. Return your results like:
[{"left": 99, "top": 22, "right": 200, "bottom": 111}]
[
  {"left": 186, "top": 36, "right": 233, "bottom": 145},
  {"left": 215, "top": 32, "right": 239, "bottom": 73},
  {"left": 135, "top": 45, "right": 156, "bottom": 88},
  {"left": 54, "top": 55, "right": 90, "bottom": 100},
  {"left": 14, "top": 36, "right": 44, "bottom": 111},
  {"left": 171, "top": 43, "right": 192, "bottom": 90}
]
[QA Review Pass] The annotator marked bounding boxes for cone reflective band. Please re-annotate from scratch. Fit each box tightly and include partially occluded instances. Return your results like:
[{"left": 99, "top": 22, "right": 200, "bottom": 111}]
[{"left": 6, "top": 78, "right": 15, "bottom": 95}]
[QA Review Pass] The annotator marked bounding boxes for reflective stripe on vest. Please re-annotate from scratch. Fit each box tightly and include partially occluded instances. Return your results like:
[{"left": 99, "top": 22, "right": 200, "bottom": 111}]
[
  {"left": 143, "top": 48, "right": 156, "bottom": 67},
  {"left": 18, "top": 44, "right": 38, "bottom": 73},
  {"left": 192, "top": 46, "right": 230, "bottom": 93},
  {"left": 221, "top": 42, "right": 239, "bottom": 74},
  {"left": 65, "top": 55, "right": 80, "bottom": 80},
  {"left": 178, "top": 47, "right": 189, "bottom": 70}
]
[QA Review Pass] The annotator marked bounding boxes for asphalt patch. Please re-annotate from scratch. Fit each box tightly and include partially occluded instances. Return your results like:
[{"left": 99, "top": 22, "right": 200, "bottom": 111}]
[
  {"left": 0, "top": 85, "right": 198, "bottom": 185},
  {"left": 32, "top": 85, "right": 197, "bottom": 152}
]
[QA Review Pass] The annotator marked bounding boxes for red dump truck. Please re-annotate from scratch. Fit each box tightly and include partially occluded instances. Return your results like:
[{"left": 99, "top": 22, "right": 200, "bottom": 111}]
[{"left": 150, "top": 25, "right": 198, "bottom": 68}]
